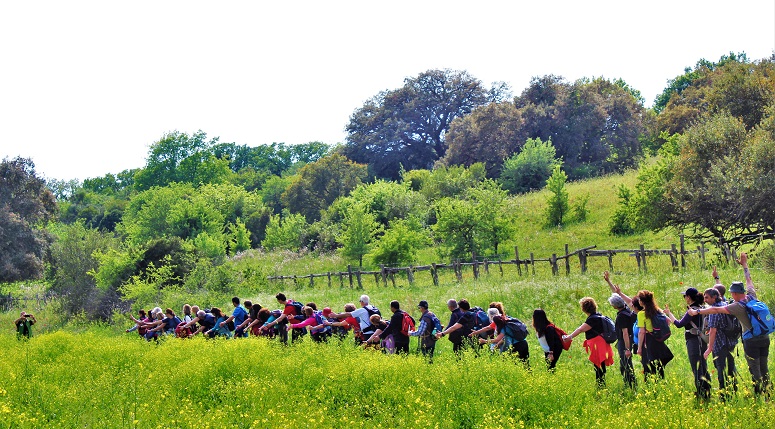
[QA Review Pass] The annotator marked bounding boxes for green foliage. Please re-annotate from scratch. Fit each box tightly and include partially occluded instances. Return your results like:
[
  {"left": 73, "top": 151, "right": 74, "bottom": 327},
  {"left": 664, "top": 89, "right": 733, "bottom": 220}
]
[
  {"left": 609, "top": 184, "right": 636, "bottom": 236},
  {"left": 133, "top": 130, "right": 231, "bottom": 191},
  {"left": 192, "top": 231, "right": 226, "bottom": 260},
  {"left": 118, "top": 255, "right": 181, "bottom": 308},
  {"left": 261, "top": 210, "right": 308, "bottom": 251},
  {"left": 401, "top": 169, "right": 431, "bottom": 192},
  {"left": 433, "top": 180, "right": 516, "bottom": 258},
  {"left": 259, "top": 175, "right": 293, "bottom": 215},
  {"left": 344, "top": 69, "right": 493, "bottom": 180},
  {"left": 47, "top": 222, "right": 121, "bottom": 320},
  {"left": 337, "top": 202, "right": 380, "bottom": 267},
  {"left": 282, "top": 154, "right": 368, "bottom": 222},
  {"left": 419, "top": 163, "right": 487, "bottom": 200},
  {"left": 227, "top": 218, "right": 251, "bottom": 255},
  {"left": 544, "top": 165, "right": 569, "bottom": 227},
  {"left": 345, "top": 180, "right": 429, "bottom": 228},
  {"left": 368, "top": 219, "right": 428, "bottom": 266},
  {"left": 499, "top": 137, "right": 562, "bottom": 194},
  {"left": 571, "top": 193, "right": 590, "bottom": 223},
  {"left": 0, "top": 157, "right": 57, "bottom": 282}
]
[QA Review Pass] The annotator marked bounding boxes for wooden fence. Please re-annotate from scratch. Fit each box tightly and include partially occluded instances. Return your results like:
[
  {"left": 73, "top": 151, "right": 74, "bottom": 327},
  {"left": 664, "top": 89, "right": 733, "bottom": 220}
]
[
  {"left": 0, "top": 293, "right": 56, "bottom": 312},
  {"left": 267, "top": 234, "right": 711, "bottom": 289}
]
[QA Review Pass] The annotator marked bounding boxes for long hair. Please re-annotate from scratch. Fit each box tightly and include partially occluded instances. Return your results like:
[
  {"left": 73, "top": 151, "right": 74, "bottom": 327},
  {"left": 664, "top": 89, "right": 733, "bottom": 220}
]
[
  {"left": 637, "top": 290, "right": 661, "bottom": 319},
  {"left": 532, "top": 308, "right": 552, "bottom": 337}
]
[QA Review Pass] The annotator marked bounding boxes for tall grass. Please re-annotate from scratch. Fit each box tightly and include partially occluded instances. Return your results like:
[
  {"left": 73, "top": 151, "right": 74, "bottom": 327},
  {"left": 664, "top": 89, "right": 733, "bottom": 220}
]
[{"left": 2, "top": 268, "right": 774, "bottom": 428}]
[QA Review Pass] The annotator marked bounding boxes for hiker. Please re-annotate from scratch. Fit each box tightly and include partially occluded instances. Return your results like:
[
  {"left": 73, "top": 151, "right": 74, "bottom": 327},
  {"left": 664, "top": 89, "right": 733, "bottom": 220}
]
[
  {"left": 235, "top": 301, "right": 258, "bottom": 336},
  {"left": 606, "top": 293, "right": 637, "bottom": 389},
  {"left": 325, "top": 303, "right": 360, "bottom": 341},
  {"left": 664, "top": 288, "right": 711, "bottom": 399},
  {"left": 143, "top": 311, "right": 165, "bottom": 341},
  {"left": 288, "top": 306, "right": 331, "bottom": 342},
  {"left": 532, "top": 309, "right": 565, "bottom": 371},
  {"left": 330, "top": 295, "right": 381, "bottom": 345},
  {"left": 148, "top": 308, "right": 181, "bottom": 336},
  {"left": 309, "top": 308, "right": 334, "bottom": 342},
  {"left": 127, "top": 309, "right": 148, "bottom": 335},
  {"left": 563, "top": 297, "right": 613, "bottom": 388},
  {"left": 183, "top": 310, "right": 216, "bottom": 337},
  {"left": 14, "top": 311, "right": 36, "bottom": 339},
  {"left": 701, "top": 288, "right": 739, "bottom": 399},
  {"left": 635, "top": 290, "right": 673, "bottom": 381},
  {"left": 409, "top": 300, "right": 442, "bottom": 360},
  {"left": 205, "top": 307, "right": 232, "bottom": 338},
  {"left": 688, "top": 253, "right": 770, "bottom": 395},
  {"left": 481, "top": 315, "right": 530, "bottom": 365},
  {"left": 436, "top": 299, "right": 475, "bottom": 353},
  {"left": 220, "top": 297, "right": 249, "bottom": 338},
  {"left": 364, "top": 314, "right": 390, "bottom": 351},
  {"left": 378, "top": 300, "right": 411, "bottom": 354},
  {"left": 264, "top": 293, "right": 305, "bottom": 343},
  {"left": 181, "top": 304, "right": 194, "bottom": 324}
]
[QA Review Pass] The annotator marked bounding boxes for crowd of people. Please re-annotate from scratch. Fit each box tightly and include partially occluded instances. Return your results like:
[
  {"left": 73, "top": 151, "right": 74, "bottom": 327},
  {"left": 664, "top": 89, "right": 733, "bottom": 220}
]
[{"left": 124, "top": 252, "right": 774, "bottom": 399}]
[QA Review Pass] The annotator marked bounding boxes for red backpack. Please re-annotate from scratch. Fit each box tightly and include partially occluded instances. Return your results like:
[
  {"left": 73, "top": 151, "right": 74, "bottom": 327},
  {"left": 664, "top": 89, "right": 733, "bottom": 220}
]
[
  {"left": 549, "top": 323, "right": 572, "bottom": 350},
  {"left": 400, "top": 312, "right": 416, "bottom": 336}
]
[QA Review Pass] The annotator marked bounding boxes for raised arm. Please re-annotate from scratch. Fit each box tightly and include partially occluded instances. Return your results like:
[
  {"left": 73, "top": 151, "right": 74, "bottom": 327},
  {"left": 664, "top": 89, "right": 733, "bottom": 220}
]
[
  {"left": 737, "top": 252, "right": 755, "bottom": 294},
  {"left": 604, "top": 271, "right": 633, "bottom": 307}
]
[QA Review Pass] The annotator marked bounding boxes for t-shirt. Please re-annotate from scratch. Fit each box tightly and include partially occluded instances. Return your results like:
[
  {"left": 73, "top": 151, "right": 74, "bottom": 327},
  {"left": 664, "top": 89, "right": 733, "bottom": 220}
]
[
  {"left": 199, "top": 313, "right": 216, "bottom": 331},
  {"left": 584, "top": 314, "right": 604, "bottom": 340},
  {"left": 15, "top": 319, "right": 33, "bottom": 338},
  {"left": 637, "top": 311, "right": 653, "bottom": 332},
  {"left": 233, "top": 306, "right": 248, "bottom": 326},
  {"left": 351, "top": 307, "right": 376, "bottom": 331},
  {"left": 614, "top": 308, "right": 637, "bottom": 344},
  {"left": 726, "top": 299, "right": 754, "bottom": 333}
]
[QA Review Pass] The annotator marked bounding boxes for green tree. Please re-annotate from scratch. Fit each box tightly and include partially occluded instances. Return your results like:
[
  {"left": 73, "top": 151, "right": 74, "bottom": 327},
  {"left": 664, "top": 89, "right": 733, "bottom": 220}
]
[
  {"left": 470, "top": 180, "right": 516, "bottom": 255},
  {"left": 544, "top": 165, "right": 569, "bottom": 227},
  {"left": 433, "top": 197, "right": 479, "bottom": 259},
  {"left": 282, "top": 154, "right": 368, "bottom": 222},
  {"left": 419, "top": 163, "right": 487, "bottom": 200},
  {"left": 48, "top": 222, "right": 121, "bottom": 320},
  {"left": 227, "top": 218, "right": 252, "bottom": 255},
  {"left": 337, "top": 203, "right": 380, "bottom": 267},
  {"left": 369, "top": 219, "right": 428, "bottom": 266},
  {"left": 261, "top": 210, "right": 308, "bottom": 251},
  {"left": 0, "top": 157, "right": 57, "bottom": 282},
  {"left": 344, "top": 69, "right": 498, "bottom": 179},
  {"left": 499, "top": 138, "right": 562, "bottom": 194}
]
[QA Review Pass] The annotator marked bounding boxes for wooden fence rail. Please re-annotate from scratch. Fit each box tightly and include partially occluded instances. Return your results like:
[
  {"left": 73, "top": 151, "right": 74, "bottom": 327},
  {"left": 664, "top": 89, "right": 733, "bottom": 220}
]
[
  {"left": 0, "top": 293, "right": 57, "bottom": 312},
  {"left": 268, "top": 234, "right": 709, "bottom": 289}
]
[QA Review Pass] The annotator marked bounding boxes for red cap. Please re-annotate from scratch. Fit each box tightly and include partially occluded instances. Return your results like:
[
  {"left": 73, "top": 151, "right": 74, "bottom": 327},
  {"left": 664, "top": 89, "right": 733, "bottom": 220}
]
[{"left": 322, "top": 307, "right": 332, "bottom": 316}]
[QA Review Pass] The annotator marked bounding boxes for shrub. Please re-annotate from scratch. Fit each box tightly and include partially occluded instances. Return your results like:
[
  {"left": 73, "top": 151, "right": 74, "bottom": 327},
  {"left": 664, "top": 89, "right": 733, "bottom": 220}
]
[
  {"left": 544, "top": 165, "right": 569, "bottom": 227},
  {"left": 500, "top": 138, "right": 562, "bottom": 194}
]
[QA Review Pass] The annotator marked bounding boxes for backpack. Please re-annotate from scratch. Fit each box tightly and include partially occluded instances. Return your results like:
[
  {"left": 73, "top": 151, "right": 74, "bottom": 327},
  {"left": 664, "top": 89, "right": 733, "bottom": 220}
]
[
  {"left": 400, "top": 311, "right": 416, "bottom": 336},
  {"left": 548, "top": 323, "right": 571, "bottom": 351},
  {"left": 743, "top": 298, "right": 775, "bottom": 340},
  {"left": 595, "top": 314, "right": 617, "bottom": 344},
  {"left": 227, "top": 319, "right": 236, "bottom": 331},
  {"left": 688, "top": 311, "right": 709, "bottom": 345},
  {"left": 650, "top": 312, "right": 671, "bottom": 342},
  {"left": 365, "top": 305, "right": 381, "bottom": 317},
  {"left": 286, "top": 300, "right": 304, "bottom": 316},
  {"left": 502, "top": 317, "right": 528, "bottom": 342},
  {"left": 470, "top": 307, "right": 490, "bottom": 329}
]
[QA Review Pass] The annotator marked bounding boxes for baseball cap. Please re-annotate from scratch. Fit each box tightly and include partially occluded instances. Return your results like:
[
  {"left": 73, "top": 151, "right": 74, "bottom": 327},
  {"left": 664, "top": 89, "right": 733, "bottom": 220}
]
[{"left": 417, "top": 300, "right": 429, "bottom": 309}]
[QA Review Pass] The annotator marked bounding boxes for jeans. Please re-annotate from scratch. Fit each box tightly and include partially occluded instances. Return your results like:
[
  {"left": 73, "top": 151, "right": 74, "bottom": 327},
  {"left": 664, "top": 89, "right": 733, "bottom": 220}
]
[
  {"left": 713, "top": 346, "right": 737, "bottom": 399},
  {"left": 617, "top": 340, "right": 636, "bottom": 388},
  {"left": 686, "top": 336, "right": 711, "bottom": 398},
  {"left": 743, "top": 335, "right": 771, "bottom": 395}
]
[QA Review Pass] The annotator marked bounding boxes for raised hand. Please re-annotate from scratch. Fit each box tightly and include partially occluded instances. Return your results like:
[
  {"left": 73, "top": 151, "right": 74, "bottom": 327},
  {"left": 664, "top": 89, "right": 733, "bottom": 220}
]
[{"left": 736, "top": 252, "right": 748, "bottom": 267}]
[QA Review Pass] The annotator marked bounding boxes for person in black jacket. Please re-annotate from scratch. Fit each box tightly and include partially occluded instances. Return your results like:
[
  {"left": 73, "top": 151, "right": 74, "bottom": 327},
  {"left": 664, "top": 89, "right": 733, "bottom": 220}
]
[
  {"left": 608, "top": 293, "right": 638, "bottom": 389},
  {"left": 379, "top": 300, "right": 410, "bottom": 354},
  {"left": 532, "top": 309, "right": 564, "bottom": 371},
  {"left": 664, "top": 287, "right": 712, "bottom": 399}
]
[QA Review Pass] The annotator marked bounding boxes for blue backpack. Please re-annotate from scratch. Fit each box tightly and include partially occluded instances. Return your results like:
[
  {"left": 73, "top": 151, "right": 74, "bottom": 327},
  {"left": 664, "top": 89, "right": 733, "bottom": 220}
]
[
  {"left": 596, "top": 314, "right": 617, "bottom": 344},
  {"left": 743, "top": 298, "right": 775, "bottom": 340},
  {"left": 650, "top": 312, "right": 671, "bottom": 342},
  {"left": 312, "top": 311, "right": 331, "bottom": 335},
  {"left": 502, "top": 317, "right": 528, "bottom": 342},
  {"left": 470, "top": 307, "right": 490, "bottom": 329}
]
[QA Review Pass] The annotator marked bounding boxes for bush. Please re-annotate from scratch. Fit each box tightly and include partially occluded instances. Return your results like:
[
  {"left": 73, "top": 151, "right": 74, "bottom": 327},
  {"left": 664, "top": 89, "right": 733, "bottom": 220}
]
[
  {"left": 261, "top": 210, "right": 308, "bottom": 251},
  {"left": 369, "top": 219, "right": 428, "bottom": 266},
  {"left": 609, "top": 184, "right": 636, "bottom": 235},
  {"left": 500, "top": 138, "right": 562, "bottom": 194},
  {"left": 571, "top": 193, "right": 590, "bottom": 223},
  {"left": 544, "top": 166, "right": 569, "bottom": 227}
]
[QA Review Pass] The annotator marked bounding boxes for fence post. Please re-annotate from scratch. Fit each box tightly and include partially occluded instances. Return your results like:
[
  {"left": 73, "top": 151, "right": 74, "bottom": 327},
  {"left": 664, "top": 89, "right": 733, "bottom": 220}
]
[
  {"left": 327, "top": 272, "right": 332, "bottom": 289},
  {"left": 455, "top": 259, "right": 463, "bottom": 282},
  {"left": 515, "top": 247, "right": 522, "bottom": 276},
  {"left": 565, "top": 244, "right": 571, "bottom": 275},
  {"left": 498, "top": 257, "right": 504, "bottom": 277},
  {"left": 670, "top": 244, "right": 678, "bottom": 271},
  {"left": 530, "top": 253, "right": 535, "bottom": 275},
  {"left": 347, "top": 265, "right": 354, "bottom": 288},
  {"left": 390, "top": 270, "right": 397, "bottom": 288},
  {"left": 374, "top": 272, "right": 380, "bottom": 287},
  {"left": 407, "top": 266, "right": 414, "bottom": 285},
  {"left": 293, "top": 275, "right": 298, "bottom": 288},
  {"left": 484, "top": 259, "right": 490, "bottom": 275},
  {"left": 635, "top": 251, "right": 642, "bottom": 272},
  {"left": 309, "top": 274, "right": 314, "bottom": 288},
  {"left": 679, "top": 234, "right": 686, "bottom": 269},
  {"left": 339, "top": 272, "right": 344, "bottom": 288},
  {"left": 356, "top": 269, "right": 363, "bottom": 289},
  {"left": 472, "top": 252, "right": 479, "bottom": 279},
  {"left": 699, "top": 243, "right": 707, "bottom": 269},
  {"left": 607, "top": 251, "right": 614, "bottom": 272},
  {"left": 380, "top": 264, "right": 387, "bottom": 287},
  {"left": 551, "top": 254, "right": 558, "bottom": 276},
  {"left": 640, "top": 244, "right": 648, "bottom": 273}
]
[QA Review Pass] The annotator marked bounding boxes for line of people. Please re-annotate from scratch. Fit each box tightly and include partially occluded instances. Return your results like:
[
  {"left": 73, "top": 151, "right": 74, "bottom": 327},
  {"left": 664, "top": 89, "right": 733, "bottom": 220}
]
[{"left": 125, "top": 252, "right": 774, "bottom": 399}]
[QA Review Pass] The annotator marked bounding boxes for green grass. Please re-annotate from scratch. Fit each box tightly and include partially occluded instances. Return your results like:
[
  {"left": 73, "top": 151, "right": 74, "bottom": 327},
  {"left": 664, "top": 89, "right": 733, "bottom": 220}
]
[{"left": 2, "top": 267, "right": 775, "bottom": 428}]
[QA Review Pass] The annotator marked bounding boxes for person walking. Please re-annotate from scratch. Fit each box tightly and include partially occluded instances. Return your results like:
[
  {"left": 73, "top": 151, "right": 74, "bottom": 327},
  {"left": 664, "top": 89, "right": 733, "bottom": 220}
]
[
  {"left": 409, "top": 300, "right": 442, "bottom": 361},
  {"left": 563, "top": 297, "right": 614, "bottom": 388},
  {"left": 664, "top": 287, "right": 711, "bottom": 399}
]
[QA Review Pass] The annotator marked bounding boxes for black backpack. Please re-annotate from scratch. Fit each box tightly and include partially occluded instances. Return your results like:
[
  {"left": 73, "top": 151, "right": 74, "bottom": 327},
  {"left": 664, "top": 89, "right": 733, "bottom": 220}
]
[
  {"left": 596, "top": 314, "right": 617, "bottom": 344},
  {"left": 364, "top": 305, "right": 381, "bottom": 317},
  {"left": 721, "top": 314, "right": 742, "bottom": 340}
]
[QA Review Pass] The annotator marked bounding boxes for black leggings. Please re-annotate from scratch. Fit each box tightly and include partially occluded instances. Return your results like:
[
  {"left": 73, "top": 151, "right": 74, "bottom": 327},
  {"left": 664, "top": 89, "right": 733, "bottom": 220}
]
[{"left": 594, "top": 363, "right": 607, "bottom": 388}]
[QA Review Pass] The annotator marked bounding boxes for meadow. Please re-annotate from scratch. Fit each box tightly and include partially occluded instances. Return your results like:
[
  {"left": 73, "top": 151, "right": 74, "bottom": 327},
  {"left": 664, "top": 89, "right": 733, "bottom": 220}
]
[{"left": 3, "top": 264, "right": 775, "bottom": 429}]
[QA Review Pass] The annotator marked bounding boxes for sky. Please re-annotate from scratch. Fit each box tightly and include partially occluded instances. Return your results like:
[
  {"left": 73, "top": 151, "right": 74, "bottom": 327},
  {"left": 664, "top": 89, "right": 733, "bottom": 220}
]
[{"left": 1, "top": 1, "right": 774, "bottom": 182}]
